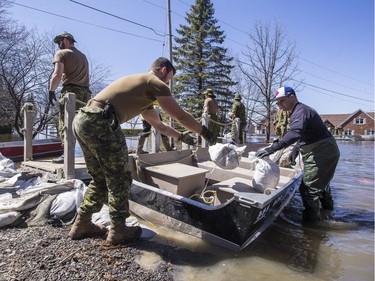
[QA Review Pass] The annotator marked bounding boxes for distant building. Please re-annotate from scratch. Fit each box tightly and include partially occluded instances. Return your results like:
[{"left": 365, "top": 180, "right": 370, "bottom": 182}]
[{"left": 255, "top": 109, "right": 375, "bottom": 140}]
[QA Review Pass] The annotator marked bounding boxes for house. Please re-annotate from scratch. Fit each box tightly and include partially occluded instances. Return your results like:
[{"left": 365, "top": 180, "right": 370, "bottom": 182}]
[
  {"left": 255, "top": 109, "right": 375, "bottom": 140},
  {"left": 320, "top": 110, "right": 374, "bottom": 139}
]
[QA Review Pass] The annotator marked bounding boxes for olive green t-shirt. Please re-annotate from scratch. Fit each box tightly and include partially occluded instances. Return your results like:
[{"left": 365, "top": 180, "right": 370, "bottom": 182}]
[
  {"left": 52, "top": 47, "right": 89, "bottom": 87},
  {"left": 94, "top": 73, "right": 171, "bottom": 123}
]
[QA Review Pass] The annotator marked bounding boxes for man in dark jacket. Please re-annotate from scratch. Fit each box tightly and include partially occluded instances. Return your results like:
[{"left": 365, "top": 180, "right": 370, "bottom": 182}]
[{"left": 256, "top": 86, "right": 340, "bottom": 223}]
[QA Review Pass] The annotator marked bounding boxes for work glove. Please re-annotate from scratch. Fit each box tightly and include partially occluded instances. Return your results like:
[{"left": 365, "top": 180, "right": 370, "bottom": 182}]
[
  {"left": 255, "top": 140, "right": 281, "bottom": 159},
  {"left": 49, "top": 90, "right": 57, "bottom": 106},
  {"left": 288, "top": 146, "right": 300, "bottom": 166},
  {"left": 200, "top": 125, "right": 217, "bottom": 146},
  {"left": 178, "top": 131, "right": 197, "bottom": 146}
]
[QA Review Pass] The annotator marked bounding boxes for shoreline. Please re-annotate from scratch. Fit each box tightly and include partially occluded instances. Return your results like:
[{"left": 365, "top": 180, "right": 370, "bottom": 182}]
[{"left": 0, "top": 225, "right": 174, "bottom": 280}]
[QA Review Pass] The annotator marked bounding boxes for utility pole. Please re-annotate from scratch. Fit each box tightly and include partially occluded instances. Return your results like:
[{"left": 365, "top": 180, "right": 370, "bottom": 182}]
[{"left": 167, "top": 0, "right": 175, "bottom": 146}]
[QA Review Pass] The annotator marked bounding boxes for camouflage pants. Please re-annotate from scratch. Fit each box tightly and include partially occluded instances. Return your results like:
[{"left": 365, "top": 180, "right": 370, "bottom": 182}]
[
  {"left": 299, "top": 136, "right": 340, "bottom": 219},
  {"left": 208, "top": 114, "right": 220, "bottom": 137},
  {"left": 73, "top": 106, "right": 132, "bottom": 223},
  {"left": 231, "top": 121, "right": 246, "bottom": 144},
  {"left": 58, "top": 84, "right": 92, "bottom": 140}
]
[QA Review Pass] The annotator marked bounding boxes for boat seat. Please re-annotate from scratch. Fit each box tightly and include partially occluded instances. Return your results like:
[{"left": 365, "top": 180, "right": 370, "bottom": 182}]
[
  {"left": 197, "top": 160, "right": 254, "bottom": 182},
  {"left": 144, "top": 163, "right": 209, "bottom": 197},
  {"left": 206, "top": 177, "right": 258, "bottom": 205}
]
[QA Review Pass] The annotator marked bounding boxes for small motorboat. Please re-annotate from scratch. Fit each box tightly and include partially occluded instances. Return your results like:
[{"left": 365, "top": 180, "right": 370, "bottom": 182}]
[{"left": 128, "top": 144, "right": 303, "bottom": 251}]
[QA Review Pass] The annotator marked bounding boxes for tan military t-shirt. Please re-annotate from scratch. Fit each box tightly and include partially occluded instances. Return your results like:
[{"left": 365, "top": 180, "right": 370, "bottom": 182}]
[
  {"left": 94, "top": 73, "right": 171, "bottom": 123},
  {"left": 52, "top": 47, "right": 89, "bottom": 87}
]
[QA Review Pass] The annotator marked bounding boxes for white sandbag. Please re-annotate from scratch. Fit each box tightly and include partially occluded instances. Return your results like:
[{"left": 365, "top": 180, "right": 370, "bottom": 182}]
[
  {"left": 0, "top": 192, "right": 46, "bottom": 212},
  {"left": 92, "top": 205, "right": 111, "bottom": 227},
  {"left": 50, "top": 179, "right": 87, "bottom": 217},
  {"left": 0, "top": 211, "right": 22, "bottom": 227},
  {"left": 0, "top": 154, "right": 18, "bottom": 179},
  {"left": 50, "top": 189, "right": 79, "bottom": 217},
  {"left": 251, "top": 157, "right": 280, "bottom": 193},
  {"left": 209, "top": 143, "right": 246, "bottom": 170}
]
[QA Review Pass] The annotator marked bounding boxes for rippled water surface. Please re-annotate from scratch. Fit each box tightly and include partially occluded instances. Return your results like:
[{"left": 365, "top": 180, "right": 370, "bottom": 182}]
[{"left": 138, "top": 141, "right": 374, "bottom": 281}]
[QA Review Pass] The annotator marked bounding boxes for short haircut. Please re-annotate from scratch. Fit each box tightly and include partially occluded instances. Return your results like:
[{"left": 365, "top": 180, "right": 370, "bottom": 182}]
[{"left": 150, "top": 57, "right": 176, "bottom": 75}]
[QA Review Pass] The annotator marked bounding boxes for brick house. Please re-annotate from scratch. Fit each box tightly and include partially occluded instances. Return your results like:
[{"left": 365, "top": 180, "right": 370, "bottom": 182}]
[
  {"left": 256, "top": 109, "right": 375, "bottom": 140},
  {"left": 320, "top": 110, "right": 375, "bottom": 139}
]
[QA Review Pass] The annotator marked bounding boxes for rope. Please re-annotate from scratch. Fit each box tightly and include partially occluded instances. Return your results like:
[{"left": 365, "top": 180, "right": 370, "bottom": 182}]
[{"left": 189, "top": 190, "right": 217, "bottom": 205}]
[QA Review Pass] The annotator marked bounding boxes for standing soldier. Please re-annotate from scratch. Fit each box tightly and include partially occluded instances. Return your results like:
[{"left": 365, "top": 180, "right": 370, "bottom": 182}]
[
  {"left": 274, "top": 109, "right": 291, "bottom": 139},
  {"left": 203, "top": 88, "right": 220, "bottom": 137},
  {"left": 49, "top": 32, "right": 92, "bottom": 163},
  {"left": 229, "top": 94, "right": 246, "bottom": 144}
]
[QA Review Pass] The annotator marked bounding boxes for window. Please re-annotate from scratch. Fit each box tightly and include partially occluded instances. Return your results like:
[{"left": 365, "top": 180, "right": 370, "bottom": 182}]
[
  {"left": 355, "top": 117, "right": 365, "bottom": 124},
  {"left": 344, "top": 129, "right": 353, "bottom": 136},
  {"left": 365, "top": 130, "right": 375, "bottom": 135}
]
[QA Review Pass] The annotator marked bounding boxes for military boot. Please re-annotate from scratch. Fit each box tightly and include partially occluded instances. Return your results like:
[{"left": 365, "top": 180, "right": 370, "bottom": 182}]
[
  {"left": 106, "top": 222, "right": 142, "bottom": 245},
  {"left": 68, "top": 213, "right": 108, "bottom": 240}
]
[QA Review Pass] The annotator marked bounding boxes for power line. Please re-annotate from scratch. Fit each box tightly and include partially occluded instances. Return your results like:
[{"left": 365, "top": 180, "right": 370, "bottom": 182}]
[
  {"left": 69, "top": 0, "right": 166, "bottom": 37},
  {"left": 301, "top": 70, "right": 374, "bottom": 96},
  {"left": 11, "top": 2, "right": 165, "bottom": 43},
  {"left": 144, "top": 0, "right": 372, "bottom": 93},
  {"left": 290, "top": 78, "right": 374, "bottom": 103},
  {"left": 236, "top": 59, "right": 373, "bottom": 104}
]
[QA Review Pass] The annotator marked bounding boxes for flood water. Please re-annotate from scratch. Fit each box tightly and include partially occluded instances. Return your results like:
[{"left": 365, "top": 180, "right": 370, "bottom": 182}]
[
  {"left": 136, "top": 141, "right": 374, "bottom": 281},
  {"left": 2, "top": 134, "right": 373, "bottom": 280}
]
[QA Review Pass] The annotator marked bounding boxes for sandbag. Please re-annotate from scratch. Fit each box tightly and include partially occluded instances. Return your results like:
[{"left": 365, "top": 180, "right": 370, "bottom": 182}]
[
  {"left": 0, "top": 211, "right": 22, "bottom": 227},
  {"left": 249, "top": 152, "right": 280, "bottom": 192},
  {"left": 209, "top": 143, "right": 246, "bottom": 170},
  {"left": 50, "top": 179, "right": 87, "bottom": 217}
]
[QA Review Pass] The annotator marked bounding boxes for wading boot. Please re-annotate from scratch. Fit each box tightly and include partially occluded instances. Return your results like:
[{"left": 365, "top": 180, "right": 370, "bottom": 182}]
[
  {"left": 68, "top": 213, "right": 108, "bottom": 240},
  {"left": 106, "top": 222, "right": 142, "bottom": 245},
  {"left": 320, "top": 186, "right": 334, "bottom": 211},
  {"left": 302, "top": 197, "right": 321, "bottom": 223}
]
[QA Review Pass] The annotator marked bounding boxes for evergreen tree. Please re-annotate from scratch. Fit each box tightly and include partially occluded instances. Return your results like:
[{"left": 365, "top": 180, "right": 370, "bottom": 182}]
[{"left": 172, "top": 0, "right": 236, "bottom": 119}]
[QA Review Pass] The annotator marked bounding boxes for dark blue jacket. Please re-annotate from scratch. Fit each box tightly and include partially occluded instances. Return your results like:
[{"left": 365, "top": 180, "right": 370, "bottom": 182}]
[{"left": 275, "top": 102, "right": 332, "bottom": 150}]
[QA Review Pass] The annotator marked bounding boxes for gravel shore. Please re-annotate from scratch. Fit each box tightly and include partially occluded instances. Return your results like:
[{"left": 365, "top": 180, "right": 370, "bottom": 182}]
[{"left": 0, "top": 225, "right": 174, "bottom": 281}]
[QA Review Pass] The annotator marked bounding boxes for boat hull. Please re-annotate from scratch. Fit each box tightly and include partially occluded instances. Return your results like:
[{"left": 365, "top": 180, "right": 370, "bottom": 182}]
[
  {"left": 129, "top": 173, "right": 301, "bottom": 251},
  {"left": 0, "top": 138, "right": 63, "bottom": 161}
]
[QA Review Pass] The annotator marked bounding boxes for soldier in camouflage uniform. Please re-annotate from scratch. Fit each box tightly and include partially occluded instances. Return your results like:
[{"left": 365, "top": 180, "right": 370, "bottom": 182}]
[
  {"left": 70, "top": 57, "right": 217, "bottom": 245},
  {"left": 49, "top": 32, "right": 92, "bottom": 163},
  {"left": 274, "top": 109, "right": 291, "bottom": 138},
  {"left": 229, "top": 94, "right": 247, "bottom": 144}
]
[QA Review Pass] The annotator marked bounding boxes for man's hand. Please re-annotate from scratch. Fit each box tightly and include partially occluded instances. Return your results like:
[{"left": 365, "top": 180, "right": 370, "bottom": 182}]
[
  {"left": 178, "top": 131, "right": 197, "bottom": 146},
  {"left": 288, "top": 147, "right": 299, "bottom": 165},
  {"left": 200, "top": 125, "right": 217, "bottom": 146},
  {"left": 49, "top": 91, "right": 57, "bottom": 106},
  {"left": 255, "top": 146, "right": 275, "bottom": 158}
]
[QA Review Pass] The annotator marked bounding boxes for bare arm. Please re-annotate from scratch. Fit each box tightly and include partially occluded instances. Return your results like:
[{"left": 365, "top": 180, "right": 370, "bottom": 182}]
[
  {"left": 141, "top": 108, "right": 181, "bottom": 140},
  {"left": 50, "top": 62, "right": 64, "bottom": 91},
  {"left": 156, "top": 96, "right": 203, "bottom": 134}
]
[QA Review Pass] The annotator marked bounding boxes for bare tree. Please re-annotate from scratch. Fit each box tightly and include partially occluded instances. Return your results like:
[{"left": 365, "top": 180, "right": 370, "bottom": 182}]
[{"left": 238, "top": 21, "right": 300, "bottom": 142}]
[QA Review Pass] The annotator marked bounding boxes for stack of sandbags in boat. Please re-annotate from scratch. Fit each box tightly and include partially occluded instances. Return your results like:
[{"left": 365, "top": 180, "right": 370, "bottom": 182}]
[
  {"left": 248, "top": 152, "right": 280, "bottom": 193},
  {"left": 209, "top": 143, "right": 247, "bottom": 170}
]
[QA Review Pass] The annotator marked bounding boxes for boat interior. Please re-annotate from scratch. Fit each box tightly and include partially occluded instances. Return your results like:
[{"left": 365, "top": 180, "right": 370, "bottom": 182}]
[{"left": 129, "top": 144, "right": 299, "bottom": 207}]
